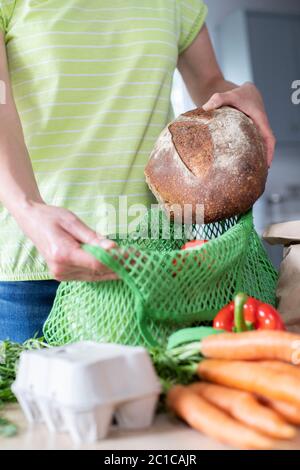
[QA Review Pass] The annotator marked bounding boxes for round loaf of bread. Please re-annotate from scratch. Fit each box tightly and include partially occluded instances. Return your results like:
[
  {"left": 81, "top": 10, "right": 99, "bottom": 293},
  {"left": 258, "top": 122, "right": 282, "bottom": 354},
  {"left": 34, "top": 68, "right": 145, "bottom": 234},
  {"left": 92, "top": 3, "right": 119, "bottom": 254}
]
[{"left": 145, "top": 106, "right": 268, "bottom": 223}]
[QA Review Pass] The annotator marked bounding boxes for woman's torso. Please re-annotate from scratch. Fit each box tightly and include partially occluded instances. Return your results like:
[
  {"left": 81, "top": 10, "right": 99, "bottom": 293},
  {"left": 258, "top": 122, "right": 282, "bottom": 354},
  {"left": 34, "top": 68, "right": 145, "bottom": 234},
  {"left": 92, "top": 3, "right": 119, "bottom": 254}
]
[{"left": 0, "top": 0, "right": 207, "bottom": 280}]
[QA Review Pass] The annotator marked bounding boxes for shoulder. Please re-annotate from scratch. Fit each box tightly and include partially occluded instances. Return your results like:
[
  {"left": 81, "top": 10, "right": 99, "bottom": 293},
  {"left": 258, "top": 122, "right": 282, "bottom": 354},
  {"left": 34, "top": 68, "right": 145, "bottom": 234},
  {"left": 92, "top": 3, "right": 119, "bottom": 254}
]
[{"left": 176, "top": 0, "right": 208, "bottom": 54}]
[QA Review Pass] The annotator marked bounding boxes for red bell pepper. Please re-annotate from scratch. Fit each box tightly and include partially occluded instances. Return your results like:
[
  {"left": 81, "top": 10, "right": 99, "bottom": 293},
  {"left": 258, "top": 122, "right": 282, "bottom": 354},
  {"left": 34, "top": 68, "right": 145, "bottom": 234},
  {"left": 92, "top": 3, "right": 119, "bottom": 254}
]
[{"left": 213, "top": 292, "right": 285, "bottom": 332}]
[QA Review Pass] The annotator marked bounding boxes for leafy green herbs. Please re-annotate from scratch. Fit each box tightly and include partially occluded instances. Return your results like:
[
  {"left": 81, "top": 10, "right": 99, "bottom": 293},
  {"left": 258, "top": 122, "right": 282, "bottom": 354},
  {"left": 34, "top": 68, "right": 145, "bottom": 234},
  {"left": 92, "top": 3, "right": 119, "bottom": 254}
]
[
  {"left": 0, "top": 338, "right": 47, "bottom": 404},
  {"left": 0, "top": 338, "right": 47, "bottom": 438},
  {"left": 0, "top": 417, "right": 17, "bottom": 438},
  {"left": 150, "top": 345, "right": 201, "bottom": 394}
]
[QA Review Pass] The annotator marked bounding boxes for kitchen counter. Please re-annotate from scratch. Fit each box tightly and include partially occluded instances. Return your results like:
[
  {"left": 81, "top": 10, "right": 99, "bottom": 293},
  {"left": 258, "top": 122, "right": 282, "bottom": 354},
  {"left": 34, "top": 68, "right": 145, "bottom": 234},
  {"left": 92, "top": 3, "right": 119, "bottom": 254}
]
[{"left": 1, "top": 405, "right": 300, "bottom": 450}]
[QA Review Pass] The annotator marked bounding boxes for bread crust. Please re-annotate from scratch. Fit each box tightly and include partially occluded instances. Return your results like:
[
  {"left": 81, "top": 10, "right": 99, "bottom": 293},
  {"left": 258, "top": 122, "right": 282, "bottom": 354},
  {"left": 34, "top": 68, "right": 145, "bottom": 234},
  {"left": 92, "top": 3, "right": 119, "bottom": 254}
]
[{"left": 145, "top": 106, "right": 268, "bottom": 223}]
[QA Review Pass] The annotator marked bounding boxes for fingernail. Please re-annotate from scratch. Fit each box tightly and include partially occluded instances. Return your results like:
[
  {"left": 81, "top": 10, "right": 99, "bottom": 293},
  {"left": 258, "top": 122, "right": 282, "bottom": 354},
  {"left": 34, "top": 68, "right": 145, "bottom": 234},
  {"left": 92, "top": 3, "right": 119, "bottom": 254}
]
[{"left": 99, "top": 239, "right": 116, "bottom": 250}]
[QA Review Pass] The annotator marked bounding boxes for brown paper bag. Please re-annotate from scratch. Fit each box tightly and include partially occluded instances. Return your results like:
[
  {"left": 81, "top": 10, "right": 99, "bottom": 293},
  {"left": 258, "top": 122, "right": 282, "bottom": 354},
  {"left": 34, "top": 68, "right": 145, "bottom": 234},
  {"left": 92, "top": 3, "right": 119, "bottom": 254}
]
[{"left": 263, "top": 221, "right": 300, "bottom": 332}]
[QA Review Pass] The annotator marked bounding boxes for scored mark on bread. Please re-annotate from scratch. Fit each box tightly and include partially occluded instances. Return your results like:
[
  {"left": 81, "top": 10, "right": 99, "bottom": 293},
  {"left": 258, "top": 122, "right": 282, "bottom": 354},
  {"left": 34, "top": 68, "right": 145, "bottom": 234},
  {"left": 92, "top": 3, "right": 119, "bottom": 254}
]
[{"left": 169, "top": 121, "right": 213, "bottom": 179}]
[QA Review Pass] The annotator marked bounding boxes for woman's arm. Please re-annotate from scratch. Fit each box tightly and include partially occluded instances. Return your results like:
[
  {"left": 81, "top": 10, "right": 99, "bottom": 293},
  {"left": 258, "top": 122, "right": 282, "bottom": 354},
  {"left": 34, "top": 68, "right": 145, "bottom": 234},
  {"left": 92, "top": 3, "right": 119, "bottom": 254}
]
[
  {"left": 0, "top": 34, "right": 117, "bottom": 281},
  {"left": 178, "top": 25, "right": 275, "bottom": 166}
]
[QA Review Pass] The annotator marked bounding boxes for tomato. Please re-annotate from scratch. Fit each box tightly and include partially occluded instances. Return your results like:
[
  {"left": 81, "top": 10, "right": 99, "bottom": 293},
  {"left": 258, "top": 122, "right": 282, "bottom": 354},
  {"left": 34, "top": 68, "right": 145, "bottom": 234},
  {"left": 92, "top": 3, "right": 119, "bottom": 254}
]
[
  {"left": 172, "top": 240, "right": 208, "bottom": 276},
  {"left": 181, "top": 240, "right": 208, "bottom": 250}
]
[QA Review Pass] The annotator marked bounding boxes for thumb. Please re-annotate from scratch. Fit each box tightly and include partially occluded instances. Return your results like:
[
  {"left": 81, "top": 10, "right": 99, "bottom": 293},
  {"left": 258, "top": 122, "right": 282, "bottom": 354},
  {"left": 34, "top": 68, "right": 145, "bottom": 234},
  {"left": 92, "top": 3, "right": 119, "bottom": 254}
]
[{"left": 202, "top": 92, "right": 224, "bottom": 111}]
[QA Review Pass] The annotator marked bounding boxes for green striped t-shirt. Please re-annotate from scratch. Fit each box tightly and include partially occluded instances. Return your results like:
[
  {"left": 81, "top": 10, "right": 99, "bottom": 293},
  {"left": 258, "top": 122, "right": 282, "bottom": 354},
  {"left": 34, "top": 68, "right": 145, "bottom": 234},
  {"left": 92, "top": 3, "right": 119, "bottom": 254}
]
[{"left": 0, "top": 0, "right": 207, "bottom": 280}]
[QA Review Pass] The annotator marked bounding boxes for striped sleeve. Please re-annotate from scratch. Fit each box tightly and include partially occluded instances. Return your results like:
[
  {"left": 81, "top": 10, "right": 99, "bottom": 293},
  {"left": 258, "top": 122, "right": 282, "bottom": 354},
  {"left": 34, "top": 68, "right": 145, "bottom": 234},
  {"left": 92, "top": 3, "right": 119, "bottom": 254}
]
[
  {"left": 177, "top": 0, "right": 208, "bottom": 54},
  {"left": 0, "top": 3, "right": 4, "bottom": 31},
  {"left": 0, "top": 0, "right": 16, "bottom": 33}
]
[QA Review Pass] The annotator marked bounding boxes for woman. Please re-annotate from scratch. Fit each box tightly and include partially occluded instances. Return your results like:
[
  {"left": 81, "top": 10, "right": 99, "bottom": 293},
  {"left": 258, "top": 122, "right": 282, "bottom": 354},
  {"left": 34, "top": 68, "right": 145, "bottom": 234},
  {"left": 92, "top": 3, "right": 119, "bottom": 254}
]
[{"left": 0, "top": 0, "right": 275, "bottom": 342}]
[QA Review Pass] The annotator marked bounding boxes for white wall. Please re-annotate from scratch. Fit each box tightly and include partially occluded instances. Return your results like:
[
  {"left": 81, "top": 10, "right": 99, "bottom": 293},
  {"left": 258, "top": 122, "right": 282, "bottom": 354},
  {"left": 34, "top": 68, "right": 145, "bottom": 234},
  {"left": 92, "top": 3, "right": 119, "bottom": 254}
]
[
  {"left": 206, "top": 0, "right": 300, "bottom": 25},
  {"left": 206, "top": 0, "right": 300, "bottom": 53}
]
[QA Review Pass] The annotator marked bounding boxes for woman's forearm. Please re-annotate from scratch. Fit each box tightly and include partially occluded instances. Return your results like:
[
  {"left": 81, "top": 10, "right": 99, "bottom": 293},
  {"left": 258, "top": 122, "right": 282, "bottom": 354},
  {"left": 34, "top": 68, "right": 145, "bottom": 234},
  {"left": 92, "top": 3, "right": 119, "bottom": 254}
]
[
  {"left": 0, "top": 36, "right": 44, "bottom": 219},
  {"left": 0, "top": 111, "right": 44, "bottom": 212}
]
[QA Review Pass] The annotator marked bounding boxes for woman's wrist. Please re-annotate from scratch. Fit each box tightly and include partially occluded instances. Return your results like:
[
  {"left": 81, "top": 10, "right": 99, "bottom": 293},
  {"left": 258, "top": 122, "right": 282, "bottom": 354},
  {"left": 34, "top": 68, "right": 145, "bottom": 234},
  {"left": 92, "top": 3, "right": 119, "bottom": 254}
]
[{"left": 7, "top": 195, "right": 46, "bottom": 222}]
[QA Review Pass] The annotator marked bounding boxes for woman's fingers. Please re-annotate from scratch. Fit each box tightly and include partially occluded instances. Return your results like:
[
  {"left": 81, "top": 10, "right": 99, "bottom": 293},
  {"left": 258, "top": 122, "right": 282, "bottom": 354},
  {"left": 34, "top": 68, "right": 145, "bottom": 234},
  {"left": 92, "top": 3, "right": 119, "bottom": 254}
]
[
  {"left": 60, "top": 211, "right": 116, "bottom": 250},
  {"left": 255, "top": 124, "right": 276, "bottom": 167},
  {"left": 49, "top": 255, "right": 119, "bottom": 281},
  {"left": 49, "top": 244, "right": 117, "bottom": 281},
  {"left": 244, "top": 111, "right": 276, "bottom": 167},
  {"left": 202, "top": 91, "right": 233, "bottom": 110},
  {"left": 51, "top": 212, "right": 119, "bottom": 280},
  {"left": 53, "top": 268, "right": 118, "bottom": 282}
]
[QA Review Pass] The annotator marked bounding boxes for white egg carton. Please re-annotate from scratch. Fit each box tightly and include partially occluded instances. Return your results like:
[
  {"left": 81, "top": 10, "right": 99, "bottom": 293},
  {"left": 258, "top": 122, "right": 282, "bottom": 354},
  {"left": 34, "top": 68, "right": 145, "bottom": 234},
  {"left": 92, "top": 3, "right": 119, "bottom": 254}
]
[{"left": 12, "top": 341, "right": 161, "bottom": 444}]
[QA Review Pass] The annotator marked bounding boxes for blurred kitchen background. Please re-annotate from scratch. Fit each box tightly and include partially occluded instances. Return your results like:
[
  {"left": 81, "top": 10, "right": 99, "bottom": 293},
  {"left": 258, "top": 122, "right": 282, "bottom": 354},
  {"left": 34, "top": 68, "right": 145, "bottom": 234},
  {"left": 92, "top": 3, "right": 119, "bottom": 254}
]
[{"left": 171, "top": 0, "right": 300, "bottom": 268}]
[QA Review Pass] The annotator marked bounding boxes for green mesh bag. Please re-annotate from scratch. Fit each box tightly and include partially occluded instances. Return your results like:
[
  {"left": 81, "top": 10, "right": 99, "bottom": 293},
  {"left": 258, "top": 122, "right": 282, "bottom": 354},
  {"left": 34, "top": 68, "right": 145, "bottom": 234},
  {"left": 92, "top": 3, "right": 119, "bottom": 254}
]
[{"left": 43, "top": 208, "right": 278, "bottom": 348}]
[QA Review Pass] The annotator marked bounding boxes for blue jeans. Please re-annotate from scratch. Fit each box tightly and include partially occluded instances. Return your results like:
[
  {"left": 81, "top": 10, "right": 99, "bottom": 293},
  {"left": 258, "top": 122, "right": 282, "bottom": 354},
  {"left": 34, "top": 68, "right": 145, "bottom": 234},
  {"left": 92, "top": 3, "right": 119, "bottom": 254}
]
[{"left": 0, "top": 281, "right": 59, "bottom": 343}]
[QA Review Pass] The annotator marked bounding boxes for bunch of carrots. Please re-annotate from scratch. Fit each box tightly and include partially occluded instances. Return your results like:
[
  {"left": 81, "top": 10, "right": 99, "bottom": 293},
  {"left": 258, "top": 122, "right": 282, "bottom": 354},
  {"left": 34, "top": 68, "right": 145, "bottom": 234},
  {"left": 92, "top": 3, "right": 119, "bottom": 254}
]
[{"left": 166, "top": 329, "right": 300, "bottom": 449}]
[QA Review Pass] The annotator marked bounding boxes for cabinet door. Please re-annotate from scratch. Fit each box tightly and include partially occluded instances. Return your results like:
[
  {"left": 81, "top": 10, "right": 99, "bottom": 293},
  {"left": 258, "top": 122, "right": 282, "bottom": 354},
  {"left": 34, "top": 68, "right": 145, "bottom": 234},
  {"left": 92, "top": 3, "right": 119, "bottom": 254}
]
[{"left": 247, "top": 12, "right": 300, "bottom": 143}]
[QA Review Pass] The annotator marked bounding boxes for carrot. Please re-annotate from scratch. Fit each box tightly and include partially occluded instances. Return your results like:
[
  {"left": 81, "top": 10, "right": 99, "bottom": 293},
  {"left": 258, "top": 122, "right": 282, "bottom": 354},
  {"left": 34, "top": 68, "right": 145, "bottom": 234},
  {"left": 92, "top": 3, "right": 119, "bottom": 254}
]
[
  {"left": 257, "top": 361, "right": 300, "bottom": 378},
  {"left": 266, "top": 399, "right": 300, "bottom": 426},
  {"left": 189, "top": 382, "right": 295, "bottom": 440},
  {"left": 167, "top": 385, "right": 275, "bottom": 450},
  {"left": 198, "top": 359, "right": 300, "bottom": 407},
  {"left": 201, "top": 330, "right": 300, "bottom": 363}
]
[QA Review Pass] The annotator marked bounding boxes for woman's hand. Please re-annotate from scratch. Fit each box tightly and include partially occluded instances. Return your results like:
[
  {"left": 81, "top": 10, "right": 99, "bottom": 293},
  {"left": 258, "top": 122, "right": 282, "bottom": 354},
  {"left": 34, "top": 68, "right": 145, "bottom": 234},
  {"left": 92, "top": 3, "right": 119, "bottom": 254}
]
[
  {"left": 15, "top": 202, "right": 118, "bottom": 282},
  {"left": 203, "top": 82, "right": 276, "bottom": 166}
]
